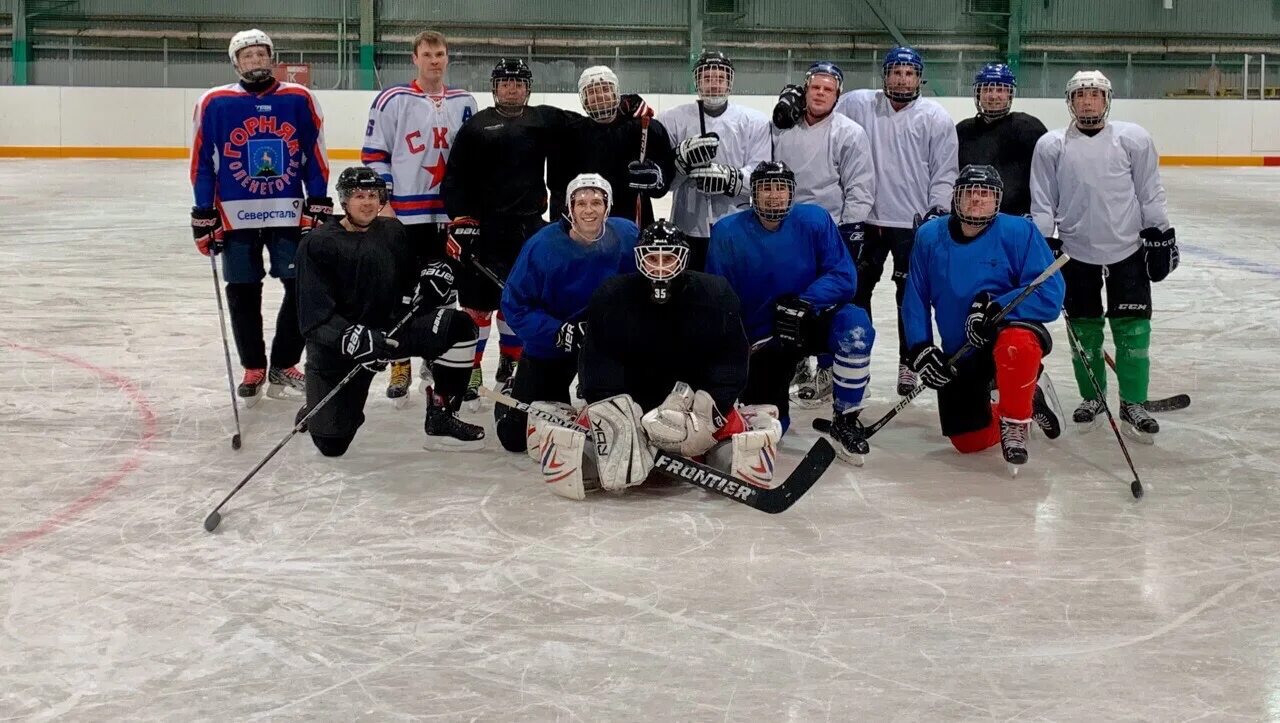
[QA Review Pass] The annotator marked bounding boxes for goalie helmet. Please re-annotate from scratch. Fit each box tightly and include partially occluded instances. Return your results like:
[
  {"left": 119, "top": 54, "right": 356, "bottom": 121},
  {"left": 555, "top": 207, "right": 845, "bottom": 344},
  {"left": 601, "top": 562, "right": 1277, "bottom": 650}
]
[
  {"left": 973, "top": 62, "right": 1016, "bottom": 120},
  {"left": 1065, "top": 70, "right": 1112, "bottom": 128},
  {"left": 635, "top": 219, "right": 690, "bottom": 304},
  {"left": 749, "top": 161, "right": 797, "bottom": 223},
  {"left": 228, "top": 29, "right": 274, "bottom": 83},
  {"left": 882, "top": 46, "right": 924, "bottom": 103},
  {"left": 336, "top": 165, "right": 388, "bottom": 206},
  {"left": 565, "top": 173, "right": 613, "bottom": 240},
  {"left": 694, "top": 50, "right": 734, "bottom": 110},
  {"left": 577, "top": 65, "right": 620, "bottom": 123},
  {"left": 952, "top": 164, "right": 1003, "bottom": 228}
]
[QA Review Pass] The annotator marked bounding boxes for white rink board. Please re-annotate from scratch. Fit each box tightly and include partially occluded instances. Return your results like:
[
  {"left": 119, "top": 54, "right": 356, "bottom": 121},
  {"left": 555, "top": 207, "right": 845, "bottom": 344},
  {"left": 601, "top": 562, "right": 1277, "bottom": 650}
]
[{"left": 2, "top": 160, "right": 1280, "bottom": 719}]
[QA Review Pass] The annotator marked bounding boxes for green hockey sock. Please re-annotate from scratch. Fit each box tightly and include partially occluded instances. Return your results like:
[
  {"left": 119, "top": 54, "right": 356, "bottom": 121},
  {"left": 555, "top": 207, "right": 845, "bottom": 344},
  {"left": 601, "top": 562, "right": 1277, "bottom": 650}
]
[
  {"left": 1070, "top": 316, "right": 1106, "bottom": 399},
  {"left": 1110, "top": 317, "right": 1151, "bottom": 403}
]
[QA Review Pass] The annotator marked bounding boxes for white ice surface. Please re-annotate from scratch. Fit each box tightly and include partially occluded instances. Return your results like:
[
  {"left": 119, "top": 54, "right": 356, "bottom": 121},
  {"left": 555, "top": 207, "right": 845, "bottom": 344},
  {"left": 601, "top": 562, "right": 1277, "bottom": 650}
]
[{"left": 2, "top": 160, "right": 1280, "bottom": 721}]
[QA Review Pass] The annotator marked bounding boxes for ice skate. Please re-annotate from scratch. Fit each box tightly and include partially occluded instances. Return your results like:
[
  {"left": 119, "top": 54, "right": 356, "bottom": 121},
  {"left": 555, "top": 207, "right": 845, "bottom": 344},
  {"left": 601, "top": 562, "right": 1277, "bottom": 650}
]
[
  {"left": 496, "top": 354, "right": 518, "bottom": 396},
  {"left": 827, "top": 409, "right": 869, "bottom": 466},
  {"left": 266, "top": 366, "right": 304, "bottom": 400},
  {"left": 1073, "top": 397, "right": 1105, "bottom": 431},
  {"left": 896, "top": 363, "right": 918, "bottom": 396},
  {"left": 238, "top": 368, "right": 266, "bottom": 408},
  {"left": 1000, "top": 417, "right": 1030, "bottom": 476},
  {"left": 424, "top": 390, "right": 485, "bottom": 451},
  {"left": 386, "top": 360, "right": 412, "bottom": 408},
  {"left": 791, "top": 359, "right": 832, "bottom": 408},
  {"left": 1032, "top": 371, "right": 1064, "bottom": 440},
  {"left": 1119, "top": 401, "right": 1158, "bottom": 445}
]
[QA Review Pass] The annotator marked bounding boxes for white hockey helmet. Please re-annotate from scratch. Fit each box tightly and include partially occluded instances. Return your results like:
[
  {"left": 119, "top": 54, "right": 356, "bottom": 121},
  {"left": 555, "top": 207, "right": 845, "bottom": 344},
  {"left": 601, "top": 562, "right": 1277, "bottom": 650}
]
[
  {"left": 565, "top": 173, "right": 613, "bottom": 238},
  {"left": 577, "top": 65, "right": 620, "bottom": 122},
  {"left": 1065, "top": 70, "right": 1112, "bottom": 127},
  {"left": 228, "top": 29, "right": 273, "bottom": 63}
]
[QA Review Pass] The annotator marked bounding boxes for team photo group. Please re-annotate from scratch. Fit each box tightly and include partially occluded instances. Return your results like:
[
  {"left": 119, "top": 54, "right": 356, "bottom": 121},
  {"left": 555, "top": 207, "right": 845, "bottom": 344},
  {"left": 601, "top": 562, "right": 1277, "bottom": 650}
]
[{"left": 192, "top": 27, "right": 1179, "bottom": 506}]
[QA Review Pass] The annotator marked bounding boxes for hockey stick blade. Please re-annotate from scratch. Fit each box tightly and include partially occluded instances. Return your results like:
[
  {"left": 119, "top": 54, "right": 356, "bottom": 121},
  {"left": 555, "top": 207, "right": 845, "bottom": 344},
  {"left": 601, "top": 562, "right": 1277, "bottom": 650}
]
[
  {"left": 1143, "top": 394, "right": 1190, "bottom": 413},
  {"left": 478, "top": 386, "right": 835, "bottom": 513}
]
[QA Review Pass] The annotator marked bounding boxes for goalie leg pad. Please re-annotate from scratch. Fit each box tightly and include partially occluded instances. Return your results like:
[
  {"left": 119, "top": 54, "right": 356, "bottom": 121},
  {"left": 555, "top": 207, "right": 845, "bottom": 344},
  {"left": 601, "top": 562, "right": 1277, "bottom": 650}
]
[
  {"left": 586, "top": 394, "right": 655, "bottom": 492},
  {"left": 705, "top": 413, "right": 783, "bottom": 489},
  {"left": 541, "top": 426, "right": 587, "bottom": 501},
  {"left": 525, "top": 401, "right": 579, "bottom": 462}
]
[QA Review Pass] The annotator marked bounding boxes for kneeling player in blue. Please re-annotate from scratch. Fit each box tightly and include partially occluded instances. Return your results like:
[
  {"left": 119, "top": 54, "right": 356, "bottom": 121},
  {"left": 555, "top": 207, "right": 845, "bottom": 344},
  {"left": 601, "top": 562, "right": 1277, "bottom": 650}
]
[
  {"left": 707, "top": 161, "right": 875, "bottom": 465},
  {"left": 495, "top": 173, "right": 639, "bottom": 452},
  {"left": 902, "top": 165, "right": 1065, "bottom": 474}
]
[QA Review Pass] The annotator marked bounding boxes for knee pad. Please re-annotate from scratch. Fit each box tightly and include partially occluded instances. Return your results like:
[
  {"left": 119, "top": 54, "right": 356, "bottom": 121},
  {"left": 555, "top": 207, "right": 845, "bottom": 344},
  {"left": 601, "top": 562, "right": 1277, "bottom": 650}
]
[
  {"left": 1001, "top": 320, "right": 1052, "bottom": 355},
  {"left": 994, "top": 327, "right": 1043, "bottom": 368},
  {"left": 1109, "top": 317, "right": 1151, "bottom": 353},
  {"left": 312, "top": 434, "right": 353, "bottom": 457},
  {"left": 1070, "top": 316, "right": 1105, "bottom": 348}
]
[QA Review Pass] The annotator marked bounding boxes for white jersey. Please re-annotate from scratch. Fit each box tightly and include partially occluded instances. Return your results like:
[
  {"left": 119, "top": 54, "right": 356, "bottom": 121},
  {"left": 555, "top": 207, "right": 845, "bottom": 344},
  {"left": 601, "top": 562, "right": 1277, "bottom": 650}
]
[
  {"left": 1029, "top": 120, "right": 1170, "bottom": 266},
  {"left": 772, "top": 111, "right": 874, "bottom": 225},
  {"left": 656, "top": 101, "right": 771, "bottom": 237},
  {"left": 834, "top": 89, "right": 958, "bottom": 228},
  {"left": 361, "top": 81, "right": 477, "bottom": 225}
]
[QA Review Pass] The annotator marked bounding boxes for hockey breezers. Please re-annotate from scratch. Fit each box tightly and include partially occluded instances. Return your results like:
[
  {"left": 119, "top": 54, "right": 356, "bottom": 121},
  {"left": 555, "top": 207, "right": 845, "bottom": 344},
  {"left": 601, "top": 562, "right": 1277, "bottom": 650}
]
[
  {"left": 1103, "top": 350, "right": 1190, "bottom": 412},
  {"left": 814, "top": 254, "right": 1072, "bottom": 440},
  {"left": 478, "top": 386, "right": 835, "bottom": 513},
  {"left": 202, "top": 309, "right": 417, "bottom": 532}
]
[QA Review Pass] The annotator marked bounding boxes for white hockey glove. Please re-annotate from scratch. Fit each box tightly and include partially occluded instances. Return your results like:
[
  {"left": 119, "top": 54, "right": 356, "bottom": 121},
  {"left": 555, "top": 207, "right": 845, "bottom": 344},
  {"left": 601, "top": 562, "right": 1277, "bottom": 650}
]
[
  {"left": 641, "top": 383, "right": 726, "bottom": 457},
  {"left": 674, "top": 132, "right": 720, "bottom": 175},
  {"left": 525, "top": 401, "right": 579, "bottom": 462},
  {"left": 585, "top": 394, "right": 654, "bottom": 492},
  {"left": 688, "top": 164, "right": 743, "bottom": 197}
]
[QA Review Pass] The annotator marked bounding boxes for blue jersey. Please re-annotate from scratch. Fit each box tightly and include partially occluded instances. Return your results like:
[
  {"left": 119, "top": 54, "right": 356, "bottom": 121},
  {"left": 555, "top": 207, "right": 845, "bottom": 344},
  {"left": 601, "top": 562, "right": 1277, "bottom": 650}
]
[
  {"left": 501, "top": 217, "right": 640, "bottom": 359},
  {"left": 902, "top": 214, "right": 1065, "bottom": 355},
  {"left": 190, "top": 80, "right": 329, "bottom": 230},
  {"left": 706, "top": 203, "right": 857, "bottom": 342}
]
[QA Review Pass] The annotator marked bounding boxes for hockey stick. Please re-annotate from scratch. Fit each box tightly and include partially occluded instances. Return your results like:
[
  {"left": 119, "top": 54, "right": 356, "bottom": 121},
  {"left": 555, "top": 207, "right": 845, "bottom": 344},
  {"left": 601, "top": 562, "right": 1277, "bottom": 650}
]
[
  {"left": 209, "top": 253, "right": 243, "bottom": 451},
  {"left": 822, "top": 254, "right": 1070, "bottom": 440},
  {"left": 478, "top": 386, "right": 835, "bottom": 514},
  {"left": 1103, "top": 350, "right": 1190, "bottom": 412},
  {"left": 203, "top": 309, "right": 416, "bottom": 532},
  {"left": 470, "top": 255, "right": 506, "bottom": 290},
  {"left": 1066, "top": 314, "right": 1145, "bottom": 499},
  {"left": 635, "top": 115, "right": 651, "bottom": 226}
]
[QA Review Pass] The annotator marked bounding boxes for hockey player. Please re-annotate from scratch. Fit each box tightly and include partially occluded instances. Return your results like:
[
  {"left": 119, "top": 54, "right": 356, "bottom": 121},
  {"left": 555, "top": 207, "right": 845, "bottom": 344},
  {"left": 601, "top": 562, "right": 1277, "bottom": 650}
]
[
  {"left": 531, "top": 222, "right": 787, "bottom": 500},
  {"left": 442, "top": 58, "right": 571, "bottom": 407},
  {"left": 902, "top": 165, "right": 1065, "bottom": 473},
  {"left": 706, "top": 161, "right": 876, "bottom": 465},
  {"left": 360, "top": 30, "right": 477, "bottom": 405},
  {"left": 494, "top": 174, "right": 640, "bottom": 453},
  {"left": 546, "top": 66, "right": 676, "bottom": 228},
  {"left": 770, "top": 60, "right": 875, "bottom": 408},
  {"left": 832, "top": 46, "right": 958, "bottom": 396},
  {"left": 956, "top": 63, "right": 1047, "bottom": 216},
  {"left": 656, "top": 50, "right": 771, "bottom": 271},
  {"left": 190, "top": 28, "right": 331, "bottom": 406},
  {"left": 1030, "top": 70, "right": 1178, "bottom": 440},
  {"left": 295, "top": 166, "right": 483, "bottom": 455}
]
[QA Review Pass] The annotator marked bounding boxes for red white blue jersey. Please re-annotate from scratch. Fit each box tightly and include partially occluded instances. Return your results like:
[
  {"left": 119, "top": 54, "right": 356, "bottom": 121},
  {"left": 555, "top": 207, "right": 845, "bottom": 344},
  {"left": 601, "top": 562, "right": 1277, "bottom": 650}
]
[
  {"left": 190, "top": 80, "right": 329, "bottom": 230},
  {"left": 361, "top": 81, "right": 477, "bottom": 225}
]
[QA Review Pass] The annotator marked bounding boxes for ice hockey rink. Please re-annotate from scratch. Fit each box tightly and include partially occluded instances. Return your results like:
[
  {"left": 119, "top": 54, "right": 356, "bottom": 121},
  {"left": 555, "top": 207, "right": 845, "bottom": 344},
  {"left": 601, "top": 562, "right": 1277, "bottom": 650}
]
[{"left": 2, "top": 159, "right": 1279, "bottom": 720}]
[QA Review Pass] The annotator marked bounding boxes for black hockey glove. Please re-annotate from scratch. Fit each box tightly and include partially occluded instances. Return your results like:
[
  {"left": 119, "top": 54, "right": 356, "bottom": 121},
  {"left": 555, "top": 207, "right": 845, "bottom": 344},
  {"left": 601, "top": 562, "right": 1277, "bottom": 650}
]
[
  {"left": 1140, "top": 226, "right": 1179, "bottom": 282},
  {"left": 341, "top": 324, "right": 400, "bottom": 372},
  {"left": 628, "top": 159, "right": 664, "bottom": 193},
  {"left": 908, "top": 343, "right": 955, "bottom": 390},
  {"left": 191, "top": 206, "right": 223, "bottom": 256},
  {"left": 406, "top": 261, "right": 456, "bottom": 314},
  {"left": 1045, "top": 236, "right": 1064, "bottom": 260},
  {"left": 921, "top": 206, "right": 947, "bottom": 224},
  {"left": 618, "top": 93, "right": 653, "bottom": 119},
  {"left": 838, "top": 222, "right": 865, "bottom": 263},
  {"left": 772, "top": 84, "right": 805, "bottom": 130},
  {"left": 963, "top": 291, "right": 1002, "bottom": 347},
  {"left": 555, "top": 321, "right": 587, "bottom": 354},
  {"left": 773, "top": 295, "right": 814, "bottom": 350},
  {"left": 688, "top": 163, "right": 742, "bottom": 197},
  {"left": 446, "top": 216, "right": 481, "bottom": 262},
  {"left": 301, "top": 196, "right": 333, "bottom": 236},
  {"left": 674, "top": 133, "right": 720, "bottom": 175}
]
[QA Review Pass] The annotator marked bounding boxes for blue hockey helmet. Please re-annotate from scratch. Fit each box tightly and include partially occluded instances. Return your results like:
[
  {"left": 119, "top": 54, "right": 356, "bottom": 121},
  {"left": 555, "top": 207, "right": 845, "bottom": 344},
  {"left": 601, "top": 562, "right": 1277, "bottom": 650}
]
[
  {"left": 882, "top": 47, "right": 924, "bottom": 102},
  {"left": 805, "top": 61, "right": 844, "bottom": 94},
  {"left": 973, "top": 62, "right": 1017, "bottom": 120},
  {"left": 952, "top": 164, "right": 1003, "bottom": 227}
]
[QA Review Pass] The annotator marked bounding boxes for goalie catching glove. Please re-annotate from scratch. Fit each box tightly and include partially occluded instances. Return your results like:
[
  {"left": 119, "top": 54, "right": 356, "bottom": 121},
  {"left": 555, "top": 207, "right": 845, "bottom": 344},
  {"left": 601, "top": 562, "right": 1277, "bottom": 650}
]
[{"left": 640, "top": 382, "right": 745, "bottom": 458}]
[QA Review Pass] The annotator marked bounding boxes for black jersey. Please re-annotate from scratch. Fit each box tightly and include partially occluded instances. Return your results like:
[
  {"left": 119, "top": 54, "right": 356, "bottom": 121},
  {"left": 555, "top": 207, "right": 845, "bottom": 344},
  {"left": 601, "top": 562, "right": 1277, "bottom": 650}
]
[
  {"left": 956, "top": 111, "right": 1048, "bottom": 216},
  {"left": 579, "top": 271, "right": 748, "bottom": 412},
  {"left": 442, "top": 105, "right": 571, "bottom": 220},
  {"left": 547, "top": 114, "right": 677, "bottom": 228},
  {"left": 295, "top": 216, "right": 416, "bottom": 364}
]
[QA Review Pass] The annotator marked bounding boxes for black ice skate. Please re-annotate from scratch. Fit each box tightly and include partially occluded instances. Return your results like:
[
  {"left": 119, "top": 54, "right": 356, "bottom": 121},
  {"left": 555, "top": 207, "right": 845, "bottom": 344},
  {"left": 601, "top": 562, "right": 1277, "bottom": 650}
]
[
  {"left": 1073, "top": 397, "right": 1105, "bottom": 430},
  {"left": 386, "top": 360, "right": 412, "bottom": 408},
  {"left": 238, "top": 368, "right": 266, "bottom": 408},
  {"left": 1032, "top": 371, "right": 1064, "bottom": 440},
  {"left": 1000, "top": 417, "right": 1030, "bottom": 476},
  {"left": 496, "top": 354, "right": 518, "bottom": 396},
  {"left": 828, "top": 409, "right": 869, "bottom": 466},
  {"left": 267, "top": 365, "right": 305, "bottom": 400},
  {"left": 896, "top": 363, "right": 918, "bottom": 397},
  {"left": 294, "top": 403, "right": 310, "bottom": 433},
  {"left": 1119, "top": 401, "right": 1159, "bottom": 445},
  {"left": 791, "top": 359, "right": 832, "bottom": 408},
  {"left": 425, "top": 390, "right": 485, "bottom": 452}
]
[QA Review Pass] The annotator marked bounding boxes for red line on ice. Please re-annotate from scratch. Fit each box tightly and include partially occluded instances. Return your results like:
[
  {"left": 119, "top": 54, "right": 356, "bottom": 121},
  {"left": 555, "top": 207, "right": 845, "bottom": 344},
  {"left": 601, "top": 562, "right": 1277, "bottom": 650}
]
[{"left": 0, "top": 341, "right": 157, "bottom": 556}]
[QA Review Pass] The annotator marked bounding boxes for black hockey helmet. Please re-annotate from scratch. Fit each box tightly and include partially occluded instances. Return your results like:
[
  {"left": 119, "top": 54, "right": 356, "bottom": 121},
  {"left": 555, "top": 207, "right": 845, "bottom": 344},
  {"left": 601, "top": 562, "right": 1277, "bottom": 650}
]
[
  {"left": 694, "top": 50, "right": 734, "bottom": 108},
  {"left": 491, "top": 57, "right": 533, "bottom": 83},
  {"left": 695, "top": 50, "right": 734, "bottom": 73},
  {"left": 952, "top": 164, "right": 1003, "bottom": 227},
  {"left": 336, "top": 165, "right": 388, "bottom": 205},
  {"left": 749, "top": 160, "right": 797, "bottom": 222},
  {"left": 634, "top": 219, "right": 690, "bottom": 304}
]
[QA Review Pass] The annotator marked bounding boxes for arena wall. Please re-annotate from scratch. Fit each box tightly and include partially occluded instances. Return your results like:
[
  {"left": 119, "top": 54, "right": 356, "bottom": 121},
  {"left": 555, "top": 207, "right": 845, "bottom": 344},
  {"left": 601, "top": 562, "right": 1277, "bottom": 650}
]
[{"left": 2, "top": 87, "right": 1280, "bottom": 166}]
